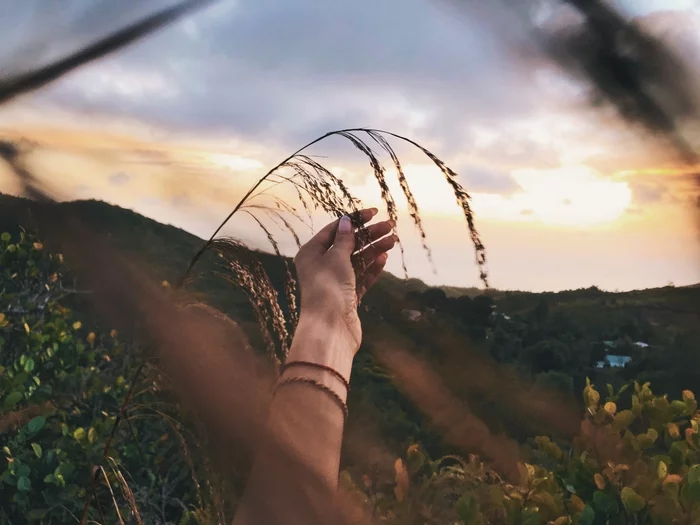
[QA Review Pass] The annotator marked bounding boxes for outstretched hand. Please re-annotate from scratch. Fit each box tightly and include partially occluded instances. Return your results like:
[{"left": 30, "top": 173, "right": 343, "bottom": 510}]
[{"left": 293, "top": 208, "right": 397, "bottom": 355}]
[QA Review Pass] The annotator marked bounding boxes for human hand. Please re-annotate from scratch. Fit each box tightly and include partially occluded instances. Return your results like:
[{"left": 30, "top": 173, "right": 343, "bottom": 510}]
[{"left": 293, "top": 208, "right": 397, "bottom": 355}]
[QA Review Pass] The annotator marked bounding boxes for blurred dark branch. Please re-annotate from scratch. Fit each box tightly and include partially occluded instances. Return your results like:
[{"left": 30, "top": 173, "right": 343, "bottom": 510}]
[
  {"left": 539, "top": 0, "right": 699, "bottom": 162},
  {"left": 0, "top": 0, "right": 213, "bottom": 106}
]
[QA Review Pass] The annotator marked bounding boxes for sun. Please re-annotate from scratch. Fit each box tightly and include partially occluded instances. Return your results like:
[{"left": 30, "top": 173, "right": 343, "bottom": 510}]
[{"left": 505, "top": 165, "right": 633, "bottom": 227}]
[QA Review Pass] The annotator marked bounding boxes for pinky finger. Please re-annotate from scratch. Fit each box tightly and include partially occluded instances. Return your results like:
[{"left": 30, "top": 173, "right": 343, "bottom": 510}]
[{"left": 357, "top": 252, "right": 388, "bottom": 301}]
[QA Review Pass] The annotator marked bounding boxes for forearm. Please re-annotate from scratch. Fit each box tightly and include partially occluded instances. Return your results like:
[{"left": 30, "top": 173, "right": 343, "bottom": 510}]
[{"left": 232, "top": 314, "right": 355, "bottom": 525}]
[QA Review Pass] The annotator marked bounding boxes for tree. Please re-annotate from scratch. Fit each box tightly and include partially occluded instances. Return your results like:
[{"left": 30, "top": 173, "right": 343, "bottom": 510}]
[
  {"left": 422, "top": 288, "right": 448, "bottom": 309},
  {"left": 470, "top": 295, "right": 494, "bottom": 325},
  {"left": 534, "top": 371, "right": 574, "bottom": 397},
  {"left": 522, "top": 339, "right": 570, "bottom": 373},
  {"left": 531, "top": 298, "right": 550, "bottom": 326}
]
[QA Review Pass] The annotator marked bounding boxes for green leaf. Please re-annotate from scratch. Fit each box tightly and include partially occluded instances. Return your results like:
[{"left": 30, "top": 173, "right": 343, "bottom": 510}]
[
  {"left": 607, "top": 384, "right": 615, "bottom": 399},
  {"left": 27, "top": 509, "right": 48, "bottom": 521},
  {"left": 593, "top": 491, "right": 618, "bottom": 514},
  {"left": 406, "top": 444, "right": 425, "bottom": 475},
  {"left": 27, "top": 416, "right": 45, "bottom": 434},
  {"left": 457, "top": 493, "right": 484, "bottom": 525},
  {"left": 688, "top": 465, "right": 700, "bottom": 485},
  {"left": 521, "top": 507, "right": 541, "bottom": 525},
  {"left": 3, "top": 391, "right": 23, "bottom": 411},
  {"left": 685, "top": 483, "right": 700, "bottom": 503},
  {"left": 670, "top": 442, "right": 688, "bottom": 465},
  {"left": 2, "top": 470, "right": 15, "bottom": 486},
  {"left": 57, "top": 461, "right": 74, "bottom": 478},
  {"left": 17, "top": 465, "right": 30, "bottom": 478},
  {"left": 578, "top": 505, "right": 595, "bottom": 525},
  {"left": 671, "top": 400, "right": 687, "bottom": 414},
  {"left": 613, "top": 410, "right": 635, "bottom": 430},
  {"left": 0, "top": 232, "right": 10, "bottom": 243},
  {"left": 17, "top": 475, "right": 31, "bottom": 492},
  {"left": 23, "top": 358, "right": 35, "bottom": 373},
  {"left": 31, "top": 443, "right": 42, "bottom": 458},
  {"left": 87, "top": 427, "right": 96, "bottom": 444},
  {"left": 621, "top": 487, "right": 646, "bottom": 512},
  {"left": 73, "top": 427, "right": 86, "bottom": 441},
  {"left": 658, "top": 461, "right": 668, "bottom": 479}
]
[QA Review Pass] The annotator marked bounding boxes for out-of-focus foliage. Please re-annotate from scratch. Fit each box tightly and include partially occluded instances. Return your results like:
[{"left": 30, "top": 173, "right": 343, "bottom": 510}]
[
  {"left": 1, "top": 200, "right": 699, "bottom": 523},
  {"left": 344, "top": 381, "right": 700, "bottom": 525},
  {"left": 0, "top": 230, "right": 226, "bottom": 524}
]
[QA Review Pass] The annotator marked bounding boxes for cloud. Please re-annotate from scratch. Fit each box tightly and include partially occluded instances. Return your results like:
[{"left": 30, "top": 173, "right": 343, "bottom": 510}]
[
  {"left": 4, "top": 0, "right": 699, "bottom": 209},
  {"left": 12, "top": 0, "right": 557, "bottom": 159},
  {"left": 628, "top": 169, "right": 700, "bottom": 207},
  {"left": 631, "top": 180, "right": 668, "bottom": 204},
  {"left": 108, "top": 171, "right": 130, "bottom": 186},
  {"left": 457, "top": 164, "right": 521, "bottom": 194}
]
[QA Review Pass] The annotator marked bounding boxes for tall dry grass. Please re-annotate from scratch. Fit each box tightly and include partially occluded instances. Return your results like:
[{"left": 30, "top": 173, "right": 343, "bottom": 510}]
[{"left": 0, "top": 0, "right": 698, "bottom": 522}]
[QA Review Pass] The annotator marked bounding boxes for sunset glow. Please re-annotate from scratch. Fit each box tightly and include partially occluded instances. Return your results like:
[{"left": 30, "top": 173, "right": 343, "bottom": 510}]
[
  {"left": 0, "top": 0, "right": 697, "bottom": 291},
  {"left": 350, "top": 163, "right": 633, "bottom": 228}
]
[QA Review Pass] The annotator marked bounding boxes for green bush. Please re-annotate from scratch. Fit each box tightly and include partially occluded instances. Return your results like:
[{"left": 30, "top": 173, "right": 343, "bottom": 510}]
[
  {"left": 3, "top": 229, "right": 700, "bottom": 524},
  {"left": 0, "top": 231, "right": 219, "bottom": 523},
  {"left": 344, "top": 379, "right": 700, "bottom": 524}
]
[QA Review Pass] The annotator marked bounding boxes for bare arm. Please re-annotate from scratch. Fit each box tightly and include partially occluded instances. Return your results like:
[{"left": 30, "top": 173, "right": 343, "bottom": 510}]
[{"left": 232, "top": 209, "right": 396, "bottom": 525}]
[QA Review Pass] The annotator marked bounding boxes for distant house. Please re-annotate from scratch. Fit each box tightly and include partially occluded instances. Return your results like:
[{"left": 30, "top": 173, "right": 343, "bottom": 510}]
[
  {"left": 596, "top": 355, "right": 632, "bottom": 368},
  {"left": 401, "top": 309, "right": 422, "bottom": 322}
]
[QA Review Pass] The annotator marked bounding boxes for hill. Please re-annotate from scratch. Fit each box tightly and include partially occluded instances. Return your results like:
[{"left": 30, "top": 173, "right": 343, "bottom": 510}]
[
  {"left": 2, "top": 192, "right": 700, "bottom": 523},
  {"left": 1, "top": 192, "right": 699, "bottom": 446}
]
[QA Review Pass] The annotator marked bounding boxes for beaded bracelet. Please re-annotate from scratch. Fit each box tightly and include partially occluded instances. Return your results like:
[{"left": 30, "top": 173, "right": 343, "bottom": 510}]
[
  {"left": 275, "top": 376, "right": 349, "bottom": 421},
  {"left": 280, "top": 361, "right": 350, "bottom": 392}
]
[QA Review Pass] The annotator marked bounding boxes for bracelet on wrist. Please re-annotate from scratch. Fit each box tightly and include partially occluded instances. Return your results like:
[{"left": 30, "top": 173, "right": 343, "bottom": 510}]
[
  {"left": 275, "top": 376, "right": 349, "bottom": 421},
  {"left": 280, "top": 360, "right": 350, "bottom": 391}
]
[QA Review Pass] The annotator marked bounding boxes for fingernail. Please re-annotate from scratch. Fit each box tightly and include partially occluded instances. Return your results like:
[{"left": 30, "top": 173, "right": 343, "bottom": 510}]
[
  {"left": 388, "top": 219, "right": 396, "bottom": 228},
  {"left": 378, "top": 252, "right": 388, "bottom": 262},
  {"left": 339, "top": 215, "right": 352, "bottom": 233},
  {"left": 370, "top": 207, "right": 379, "bottom": 216}
]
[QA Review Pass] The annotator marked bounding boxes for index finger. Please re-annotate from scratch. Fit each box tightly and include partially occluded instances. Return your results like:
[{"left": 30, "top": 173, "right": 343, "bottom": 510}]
[{"left": 305, "top": 208, "right": 378, "bottom": 254}]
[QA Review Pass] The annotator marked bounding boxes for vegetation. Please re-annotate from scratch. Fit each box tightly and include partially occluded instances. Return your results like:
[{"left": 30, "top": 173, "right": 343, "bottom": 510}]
[
  {"left": 0, "top": 199, "right": 698, "bottom": 523},
  {"left": 344, "top": 380, "right": 700, "bottom": 525},
  {"left": 0, "top": 230, "right": 228, "bottom": 523},
  {"left": 0, "top": 0, "right": 697, "bottom": 522}
]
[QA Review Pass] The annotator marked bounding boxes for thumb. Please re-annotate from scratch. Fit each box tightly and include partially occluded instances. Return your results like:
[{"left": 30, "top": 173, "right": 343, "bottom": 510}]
[{"left": 331, "top": 215, "right": 355, "bottom": 257}]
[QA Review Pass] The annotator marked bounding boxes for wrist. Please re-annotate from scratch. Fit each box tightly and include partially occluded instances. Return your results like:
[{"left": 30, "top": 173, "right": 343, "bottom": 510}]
[{"left": 286, "top": 313, "right": 357, "bottom": 383}]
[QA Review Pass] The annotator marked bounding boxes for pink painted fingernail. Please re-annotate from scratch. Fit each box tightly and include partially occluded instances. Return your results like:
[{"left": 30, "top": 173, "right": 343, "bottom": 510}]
[{"left": 339, "top": 215, "right": 352, "bottom": 233}]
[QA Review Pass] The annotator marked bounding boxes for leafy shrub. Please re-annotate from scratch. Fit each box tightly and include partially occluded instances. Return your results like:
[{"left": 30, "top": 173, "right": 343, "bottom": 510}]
[
  {"left": 0, "top": 231, "right": 219, "bottom": 523},
  {"left": 344, "top": 379, "right": 700, "bottom": 525}
]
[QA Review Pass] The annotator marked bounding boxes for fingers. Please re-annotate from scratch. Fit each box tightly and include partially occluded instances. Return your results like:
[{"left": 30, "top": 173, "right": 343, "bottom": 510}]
[
  {"left": 304, "top": 208, "right": 378, "bottom": 254},
  {"left": 332, "top": 214, "right": 356, "bottom": 257},
  {"left": 352, "top": 233, "right": 398, "bottom": 271},
  {"left": 357, "top": 252, "right": 388, "bottom": 300},
  {"left": 355, "top": 219, "right": 395, "bottom": 252}
]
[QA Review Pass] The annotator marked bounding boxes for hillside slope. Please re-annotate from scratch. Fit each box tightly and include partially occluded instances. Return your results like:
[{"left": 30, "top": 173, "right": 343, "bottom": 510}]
[{"left": 1, "top": 192, "right": 699, "bottom": 452}]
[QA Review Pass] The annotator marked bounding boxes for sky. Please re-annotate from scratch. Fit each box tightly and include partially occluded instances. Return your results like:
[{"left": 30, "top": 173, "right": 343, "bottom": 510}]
[{"left": 0, "top": 0, "right": 699, "bottom": 292}]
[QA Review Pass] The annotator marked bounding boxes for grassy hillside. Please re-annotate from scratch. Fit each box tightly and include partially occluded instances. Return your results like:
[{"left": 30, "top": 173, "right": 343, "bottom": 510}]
[
  {"left": 2, "top": 192, "right": 694, "bottom": 319},
  {"left": 2, "top": 193, "right": 700, "bottom": 523},
  {"left": 2, "top": 192, "right": 699, "bottom": 441}
]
